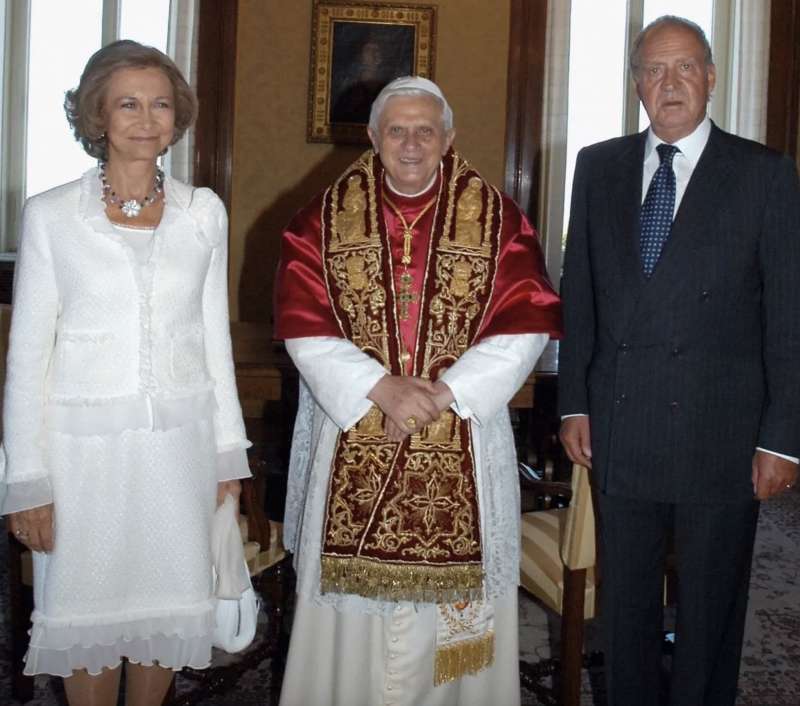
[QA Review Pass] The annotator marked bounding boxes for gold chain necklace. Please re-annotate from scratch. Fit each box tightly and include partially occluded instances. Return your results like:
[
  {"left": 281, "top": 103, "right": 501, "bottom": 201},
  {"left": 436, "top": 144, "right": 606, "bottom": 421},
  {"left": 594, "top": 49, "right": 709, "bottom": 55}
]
[{"left": 384, "top": 195, "right": 437, "bottom": 321}]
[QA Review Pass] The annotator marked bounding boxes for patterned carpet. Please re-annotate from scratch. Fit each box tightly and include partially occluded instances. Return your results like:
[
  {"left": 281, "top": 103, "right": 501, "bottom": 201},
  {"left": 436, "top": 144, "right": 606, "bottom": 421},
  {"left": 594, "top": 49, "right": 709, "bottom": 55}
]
[{"left": 2, "top": 486, "right": 798, "bottom": 705}]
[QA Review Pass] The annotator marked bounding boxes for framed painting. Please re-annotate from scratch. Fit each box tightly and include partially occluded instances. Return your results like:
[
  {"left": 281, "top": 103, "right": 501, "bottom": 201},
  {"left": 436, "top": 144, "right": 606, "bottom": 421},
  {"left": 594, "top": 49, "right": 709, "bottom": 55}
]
[{"left": 307, "top": 2, "right": 436, "bottom": 144}]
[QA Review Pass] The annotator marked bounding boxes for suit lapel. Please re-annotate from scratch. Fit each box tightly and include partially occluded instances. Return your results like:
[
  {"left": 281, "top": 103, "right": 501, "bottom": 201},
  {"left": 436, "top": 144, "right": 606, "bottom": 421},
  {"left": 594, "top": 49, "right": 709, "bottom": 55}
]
[
  {"left": 630, "top": 125, "right": 736, "bottom": 324},
  {"left": 607, "top": 132, "right": 647, "bottom": 305}
]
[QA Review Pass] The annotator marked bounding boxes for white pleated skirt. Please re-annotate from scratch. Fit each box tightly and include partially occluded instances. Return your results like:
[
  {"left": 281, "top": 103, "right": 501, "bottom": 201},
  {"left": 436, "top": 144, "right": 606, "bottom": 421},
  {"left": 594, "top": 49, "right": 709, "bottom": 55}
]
[
  {"left": 24, "top": 418, "right": 219, "bottom": 677},
  {"left": 279, "top": 591, "right": 521, "bottom": 706}
]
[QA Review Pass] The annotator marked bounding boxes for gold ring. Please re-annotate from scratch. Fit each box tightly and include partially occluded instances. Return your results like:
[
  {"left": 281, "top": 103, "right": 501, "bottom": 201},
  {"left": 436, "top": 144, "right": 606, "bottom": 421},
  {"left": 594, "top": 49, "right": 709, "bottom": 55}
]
[
  {"left": 406, "top": 416, "right": 417, "bottom": 429},
  {"left": 14, "top": 529, "right": 28, "bottom": 538}
]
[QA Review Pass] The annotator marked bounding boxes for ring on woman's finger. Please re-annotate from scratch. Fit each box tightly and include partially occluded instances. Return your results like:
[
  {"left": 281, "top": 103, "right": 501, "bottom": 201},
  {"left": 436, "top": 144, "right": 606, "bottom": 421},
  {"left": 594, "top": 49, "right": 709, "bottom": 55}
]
[
  {"left": 787, "top": 484, "right": 795, "bottom": 490},
  {"left": 406, "top": 416, "right": 417, "bottom": 429},
  {"left": 14, "top": 529, "right": 29, "bottom": 539}
]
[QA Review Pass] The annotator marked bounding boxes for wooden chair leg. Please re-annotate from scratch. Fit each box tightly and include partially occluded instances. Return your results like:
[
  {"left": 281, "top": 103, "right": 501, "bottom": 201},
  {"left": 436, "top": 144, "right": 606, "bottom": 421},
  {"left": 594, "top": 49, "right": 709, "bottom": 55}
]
[
  {"left": 9, "top": 535, "right": 34, "bottom": 703},
  {"left": 560, "top": 567, "right": 586, "bottom": 706},
  {"left": 241, "top": 474, "right": 271, "bottom": 549}
]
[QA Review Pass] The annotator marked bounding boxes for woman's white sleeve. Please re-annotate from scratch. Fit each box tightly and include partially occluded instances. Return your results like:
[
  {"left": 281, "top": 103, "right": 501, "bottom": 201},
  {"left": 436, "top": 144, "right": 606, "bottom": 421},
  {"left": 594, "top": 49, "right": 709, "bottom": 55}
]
[
  {"left": 200, "top": 196, "right": 252, "bottom": 480},
  {"left": 1, "top": 199, "right": 58, "bottom": 515}
]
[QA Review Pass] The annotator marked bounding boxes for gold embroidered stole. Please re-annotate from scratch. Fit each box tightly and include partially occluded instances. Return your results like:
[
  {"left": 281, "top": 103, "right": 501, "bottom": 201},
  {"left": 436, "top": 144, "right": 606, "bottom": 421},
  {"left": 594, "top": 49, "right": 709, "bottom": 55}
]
[{"left": 318, "top": 149, "right": 504, "bottom": 603}]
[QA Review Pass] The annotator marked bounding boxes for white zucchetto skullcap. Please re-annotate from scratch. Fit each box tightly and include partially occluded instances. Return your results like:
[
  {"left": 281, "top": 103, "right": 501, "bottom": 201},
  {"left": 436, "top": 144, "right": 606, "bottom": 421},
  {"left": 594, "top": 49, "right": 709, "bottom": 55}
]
[
  {"left": 379, "top": 76, "right": 446, "bottom": 103},
  {"left": 368, "top": 75, "right": 454, "bottom": 133}
]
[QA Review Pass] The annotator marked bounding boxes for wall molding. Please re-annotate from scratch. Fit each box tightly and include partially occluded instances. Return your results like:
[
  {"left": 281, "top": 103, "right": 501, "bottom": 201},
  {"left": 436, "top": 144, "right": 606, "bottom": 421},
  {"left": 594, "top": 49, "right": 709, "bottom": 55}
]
[{"left": 503, "top": 0, "right": 548, "bottom": 223}]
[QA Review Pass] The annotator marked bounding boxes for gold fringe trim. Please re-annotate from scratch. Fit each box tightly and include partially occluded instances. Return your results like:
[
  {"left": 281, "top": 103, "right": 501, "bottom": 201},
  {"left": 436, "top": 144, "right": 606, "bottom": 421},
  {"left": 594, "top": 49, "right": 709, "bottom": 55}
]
[
  {"left": 434, "top": 631, "right": 495, "bottom": 686},
  {"left": 320, "top": 555, "right": 483, "bottom": 603}
]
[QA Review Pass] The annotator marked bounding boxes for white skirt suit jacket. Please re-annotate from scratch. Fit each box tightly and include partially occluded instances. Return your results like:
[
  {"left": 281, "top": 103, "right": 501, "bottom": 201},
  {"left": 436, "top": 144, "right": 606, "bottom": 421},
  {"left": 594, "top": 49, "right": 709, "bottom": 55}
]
[{"left": 0, "top": 169, "right": 251, "bottom": 675}]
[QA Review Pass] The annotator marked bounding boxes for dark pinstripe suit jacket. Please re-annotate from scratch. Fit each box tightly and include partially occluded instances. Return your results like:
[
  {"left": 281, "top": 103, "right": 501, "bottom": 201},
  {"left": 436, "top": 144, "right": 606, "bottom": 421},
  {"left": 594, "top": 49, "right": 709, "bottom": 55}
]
[{"left": 558, "top": 124, "right": 800, "bottom": 503}]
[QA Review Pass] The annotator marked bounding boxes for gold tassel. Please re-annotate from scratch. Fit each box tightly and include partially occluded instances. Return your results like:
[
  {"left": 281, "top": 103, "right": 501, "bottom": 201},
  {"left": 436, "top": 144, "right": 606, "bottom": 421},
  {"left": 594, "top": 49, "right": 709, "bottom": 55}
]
[
  {"left": 320, "top": 555, "right": 483, "bottom": 603},
  {"left": 434, "top": 631, "right": 495, "bottom": 686}
]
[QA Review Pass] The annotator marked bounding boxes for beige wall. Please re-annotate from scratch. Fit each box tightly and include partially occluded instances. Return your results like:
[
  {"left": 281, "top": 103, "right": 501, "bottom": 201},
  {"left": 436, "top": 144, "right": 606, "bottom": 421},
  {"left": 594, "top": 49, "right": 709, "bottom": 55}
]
[{"left": 230, "top": 0, "right": 511, "bottom": 324}]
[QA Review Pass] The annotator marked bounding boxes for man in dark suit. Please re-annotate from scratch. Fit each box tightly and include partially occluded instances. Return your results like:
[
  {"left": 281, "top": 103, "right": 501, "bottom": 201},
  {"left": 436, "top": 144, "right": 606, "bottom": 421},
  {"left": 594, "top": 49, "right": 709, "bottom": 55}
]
[{"left": 559, "top": 15, "right": 799, "bottom": 706}]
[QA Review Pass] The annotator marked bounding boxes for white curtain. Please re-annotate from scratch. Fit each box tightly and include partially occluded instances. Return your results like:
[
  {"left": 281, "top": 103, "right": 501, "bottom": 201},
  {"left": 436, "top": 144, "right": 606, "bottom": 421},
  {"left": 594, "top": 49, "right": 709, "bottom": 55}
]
[
  {"left": 726, "top": 0, "right": 770, "bottom": 143},
  {"left": 164, "top": 0, "right": 199, "bottom": 184},
  {"left": 533, "top": 0, "right": 572, "bottom": 372},
  {"left": 537, "top": 0, "right": 571, "bottom": 284}
]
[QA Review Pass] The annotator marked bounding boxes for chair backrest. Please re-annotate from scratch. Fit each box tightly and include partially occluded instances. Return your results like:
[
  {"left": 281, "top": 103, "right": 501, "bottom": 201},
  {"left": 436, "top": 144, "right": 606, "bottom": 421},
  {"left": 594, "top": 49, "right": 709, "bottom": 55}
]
[{"left": 559, "top": 464, "right": 596, "bottom": 570}]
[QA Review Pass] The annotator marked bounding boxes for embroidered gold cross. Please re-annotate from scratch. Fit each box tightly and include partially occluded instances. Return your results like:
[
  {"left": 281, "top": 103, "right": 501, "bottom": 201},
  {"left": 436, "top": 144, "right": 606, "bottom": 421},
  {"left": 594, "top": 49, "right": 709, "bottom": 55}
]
[{"left": 398, "top": 271, "right": 417, "bottom": 321}]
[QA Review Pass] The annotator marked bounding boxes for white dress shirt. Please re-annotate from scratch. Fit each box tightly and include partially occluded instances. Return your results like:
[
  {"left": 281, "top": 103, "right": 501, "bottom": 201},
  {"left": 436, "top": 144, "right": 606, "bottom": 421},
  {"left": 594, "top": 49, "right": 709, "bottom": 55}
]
[{"left": 642, "top": 115, "right": 711, "bottom": 216}]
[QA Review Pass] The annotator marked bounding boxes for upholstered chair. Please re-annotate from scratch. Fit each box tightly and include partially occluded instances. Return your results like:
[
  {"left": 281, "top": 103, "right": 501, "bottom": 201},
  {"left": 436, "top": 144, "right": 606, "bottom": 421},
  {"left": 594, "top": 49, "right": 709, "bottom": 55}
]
[{"left": 520, "top": 463, "right": 596, "bottom": 706}]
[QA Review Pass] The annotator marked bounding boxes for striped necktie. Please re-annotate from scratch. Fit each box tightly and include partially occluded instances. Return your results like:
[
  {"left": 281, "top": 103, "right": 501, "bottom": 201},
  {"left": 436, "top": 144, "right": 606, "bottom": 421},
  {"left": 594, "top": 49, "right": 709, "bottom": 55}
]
[{"left": 639, "top": 143, "right": 679, "bottom": 277}]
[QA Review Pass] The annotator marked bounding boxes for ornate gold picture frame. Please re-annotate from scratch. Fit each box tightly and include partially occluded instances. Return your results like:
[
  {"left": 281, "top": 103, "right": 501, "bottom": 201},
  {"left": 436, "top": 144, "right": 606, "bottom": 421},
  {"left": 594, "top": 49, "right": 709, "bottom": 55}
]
[{"left": 308, "top": 2, "right": 437, "bottom": 144}]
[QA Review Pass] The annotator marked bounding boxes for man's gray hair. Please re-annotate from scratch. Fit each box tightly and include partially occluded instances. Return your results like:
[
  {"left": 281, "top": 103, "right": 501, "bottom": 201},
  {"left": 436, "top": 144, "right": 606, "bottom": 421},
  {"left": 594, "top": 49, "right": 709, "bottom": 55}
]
[
  {"left": 368, "top": 76, "right": 454, "bottom": 135},
  {"left": 629, "top": 15, "right": 713, "bottom": 75}
]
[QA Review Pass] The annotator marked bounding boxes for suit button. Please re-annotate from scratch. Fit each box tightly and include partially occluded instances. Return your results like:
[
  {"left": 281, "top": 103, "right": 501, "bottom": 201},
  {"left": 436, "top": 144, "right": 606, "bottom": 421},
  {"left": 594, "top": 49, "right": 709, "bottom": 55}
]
[
  {"left": 671, "top": 347, "right": 680, "bottom": 356},
  {"left": 700, "top": 289, "right": 711, "bottom": 300},
  {"left": 670, "top": 401, "right": 679, "bottom": 410},
  {"left": 615, "top": 393, "right": 627, "bottom": 405},
  {"left": 619, "top": 343, "right": 629, "bottom": 352}
]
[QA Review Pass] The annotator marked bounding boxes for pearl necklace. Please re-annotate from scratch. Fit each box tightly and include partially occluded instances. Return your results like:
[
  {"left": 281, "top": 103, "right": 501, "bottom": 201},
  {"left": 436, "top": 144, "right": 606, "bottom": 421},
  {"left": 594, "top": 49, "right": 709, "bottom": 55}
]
[{"left": 99, "top": 162, "right": 164, "bottom": 218}]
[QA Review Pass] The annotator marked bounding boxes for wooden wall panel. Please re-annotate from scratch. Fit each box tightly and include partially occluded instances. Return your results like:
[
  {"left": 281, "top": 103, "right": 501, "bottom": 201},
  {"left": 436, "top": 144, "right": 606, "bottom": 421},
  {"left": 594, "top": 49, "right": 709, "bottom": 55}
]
[
  {"left": 766, "top": 0, "right": 800, "bottom": 160},
  {"left": 503, "top": 0, "right": 548, "bottom": 221}
]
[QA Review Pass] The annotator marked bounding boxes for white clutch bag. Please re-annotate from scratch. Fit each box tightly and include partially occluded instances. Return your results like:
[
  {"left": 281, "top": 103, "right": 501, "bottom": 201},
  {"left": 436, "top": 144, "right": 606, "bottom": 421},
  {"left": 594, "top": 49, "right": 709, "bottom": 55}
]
[{"left": 211, "top": 494, "right": 259, "bottom": 653}]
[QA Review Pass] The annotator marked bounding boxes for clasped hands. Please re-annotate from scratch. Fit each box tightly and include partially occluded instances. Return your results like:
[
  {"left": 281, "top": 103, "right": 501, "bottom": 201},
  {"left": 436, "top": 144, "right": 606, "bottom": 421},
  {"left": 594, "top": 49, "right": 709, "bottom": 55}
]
[{"left": 367, "top": 374, "right": 455, "bottom": 443}]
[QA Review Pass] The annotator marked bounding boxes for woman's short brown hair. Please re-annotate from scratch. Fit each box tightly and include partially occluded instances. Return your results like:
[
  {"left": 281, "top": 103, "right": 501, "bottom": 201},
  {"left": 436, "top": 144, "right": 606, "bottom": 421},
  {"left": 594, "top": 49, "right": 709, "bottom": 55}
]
[{"left": 65, "top": 39, "right": 198, "bottom": 160}]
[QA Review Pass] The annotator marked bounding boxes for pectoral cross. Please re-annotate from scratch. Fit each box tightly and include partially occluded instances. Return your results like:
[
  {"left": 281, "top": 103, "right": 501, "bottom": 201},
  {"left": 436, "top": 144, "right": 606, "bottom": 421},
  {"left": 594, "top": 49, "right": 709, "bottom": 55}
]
[
  {"left": 398, "top": 227, "right": 415, "bottom": 321},
  {"left": 384, "top": 195, "right": 436, "bottom": 323},
  {"left": 398, "top": 270, "right": 417, "bottom": 321}
]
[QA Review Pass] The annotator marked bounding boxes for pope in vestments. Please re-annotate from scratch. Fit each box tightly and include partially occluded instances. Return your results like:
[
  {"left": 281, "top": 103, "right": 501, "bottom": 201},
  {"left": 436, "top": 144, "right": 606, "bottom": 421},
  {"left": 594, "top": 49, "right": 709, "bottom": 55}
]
[{"left": 275, "top": 77, "right": 562, "bottom": 706}]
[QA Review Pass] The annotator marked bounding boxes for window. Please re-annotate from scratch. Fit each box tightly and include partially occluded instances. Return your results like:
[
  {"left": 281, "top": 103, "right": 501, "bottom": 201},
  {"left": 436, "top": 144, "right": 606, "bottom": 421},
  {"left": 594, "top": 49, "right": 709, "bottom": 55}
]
[
  {"left": 119, "top": 1, "right": 170, "bottom": 52},
  {"left": 25, "top": 0, "right": 103, "bottom": 199},
  {"left": 563, "top": 0, "right": 714, "bottom": 237},
  {"left": 563, "top": 0, "right": 630, "bottom": 239},
  {"left": 1, "top": 0, "right": 196, "bottom": 251},
  {"left": 538, "top": 0, "right": 769, "bottom": 281}
]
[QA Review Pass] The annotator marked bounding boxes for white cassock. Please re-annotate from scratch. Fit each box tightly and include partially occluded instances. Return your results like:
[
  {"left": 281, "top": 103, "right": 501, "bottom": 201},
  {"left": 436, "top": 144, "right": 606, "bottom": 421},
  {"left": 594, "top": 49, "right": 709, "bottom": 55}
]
[{"left": 278, "top": 332, "right": 549, "bottom": 706}]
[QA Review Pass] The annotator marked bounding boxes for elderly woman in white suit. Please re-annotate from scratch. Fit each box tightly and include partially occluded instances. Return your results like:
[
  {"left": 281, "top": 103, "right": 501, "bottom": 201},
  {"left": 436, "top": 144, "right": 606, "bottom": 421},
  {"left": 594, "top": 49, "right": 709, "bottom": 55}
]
[{"left": 0, "top": 40, "right": 251, "bottom": 706}]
